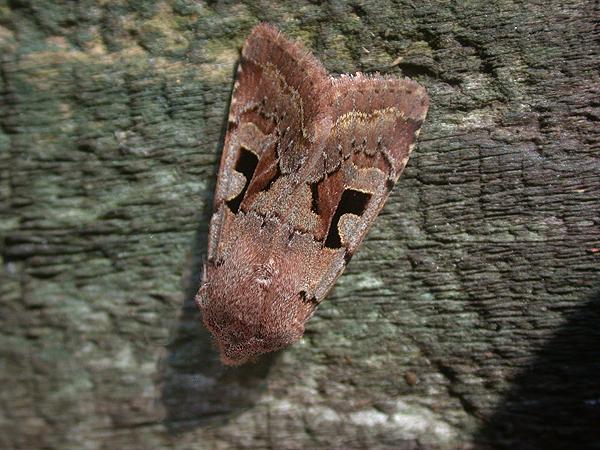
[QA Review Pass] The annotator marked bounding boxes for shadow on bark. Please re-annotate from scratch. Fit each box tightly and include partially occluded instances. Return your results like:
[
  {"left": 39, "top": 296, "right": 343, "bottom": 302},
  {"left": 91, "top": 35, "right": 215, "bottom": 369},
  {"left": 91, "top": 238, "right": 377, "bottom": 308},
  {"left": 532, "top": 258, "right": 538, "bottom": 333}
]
[
  {"left": 159, "top": 292, "right": 278, "bottom": 433},
  {"left": 475, "top": 292, "right": 600, "bottom": 450}
]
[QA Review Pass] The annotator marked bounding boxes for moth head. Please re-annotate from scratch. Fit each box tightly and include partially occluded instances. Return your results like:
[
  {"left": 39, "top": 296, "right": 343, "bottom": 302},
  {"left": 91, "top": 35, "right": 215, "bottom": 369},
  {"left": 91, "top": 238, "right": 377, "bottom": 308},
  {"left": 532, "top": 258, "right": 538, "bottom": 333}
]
[{"left": 196, "top": 281, "right": 309, "bottom": 366}]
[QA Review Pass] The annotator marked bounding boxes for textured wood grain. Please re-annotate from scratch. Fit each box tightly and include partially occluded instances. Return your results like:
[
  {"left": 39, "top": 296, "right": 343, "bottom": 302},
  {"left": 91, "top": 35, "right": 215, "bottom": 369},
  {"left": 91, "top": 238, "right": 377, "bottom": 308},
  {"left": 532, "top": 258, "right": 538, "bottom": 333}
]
[{"left": 0, "top": 1, "right": 599, "bottom": 449}]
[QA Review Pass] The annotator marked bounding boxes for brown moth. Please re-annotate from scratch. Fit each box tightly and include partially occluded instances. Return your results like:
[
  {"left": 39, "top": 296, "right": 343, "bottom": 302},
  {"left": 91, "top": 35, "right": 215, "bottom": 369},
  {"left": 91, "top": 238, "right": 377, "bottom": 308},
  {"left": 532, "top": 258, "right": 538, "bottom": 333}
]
[{"left": 196, "top": 23, "right": 428, "bottom": 365}]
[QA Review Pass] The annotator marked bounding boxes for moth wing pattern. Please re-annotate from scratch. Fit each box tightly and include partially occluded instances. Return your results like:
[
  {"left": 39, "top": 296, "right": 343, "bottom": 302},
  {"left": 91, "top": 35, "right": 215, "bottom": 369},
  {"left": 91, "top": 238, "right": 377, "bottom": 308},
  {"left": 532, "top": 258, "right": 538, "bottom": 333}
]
[
  {"left": 321, "top": 74, "right": 429, "bottom": 257},
  {"left": 197, "top": 23, "right": 429, "bottom": 365},
  {"left": 206, "top": 24, "right": 329, "bottom": 264}
]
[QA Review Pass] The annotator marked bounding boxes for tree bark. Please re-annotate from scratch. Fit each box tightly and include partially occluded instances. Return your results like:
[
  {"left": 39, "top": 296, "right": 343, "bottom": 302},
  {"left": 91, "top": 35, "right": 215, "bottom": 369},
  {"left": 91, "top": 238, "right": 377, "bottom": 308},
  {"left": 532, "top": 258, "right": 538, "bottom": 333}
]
[{"left": 1, "top": 1, "right": 599, "bottom": 449}]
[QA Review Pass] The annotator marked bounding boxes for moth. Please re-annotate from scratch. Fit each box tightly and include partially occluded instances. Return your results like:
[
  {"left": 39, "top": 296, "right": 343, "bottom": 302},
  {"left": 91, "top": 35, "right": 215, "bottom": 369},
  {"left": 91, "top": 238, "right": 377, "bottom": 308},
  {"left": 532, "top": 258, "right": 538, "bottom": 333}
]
[{"left": 196, "top": 23, "right": 428, "bottom": 365}]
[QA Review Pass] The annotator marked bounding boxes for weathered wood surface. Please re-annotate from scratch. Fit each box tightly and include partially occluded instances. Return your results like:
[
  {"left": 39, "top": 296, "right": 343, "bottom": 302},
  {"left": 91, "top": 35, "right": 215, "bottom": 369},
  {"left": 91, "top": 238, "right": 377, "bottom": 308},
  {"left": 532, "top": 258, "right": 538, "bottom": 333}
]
[{"left": 1, "top": 1, "right": 598, "bottom": 449}]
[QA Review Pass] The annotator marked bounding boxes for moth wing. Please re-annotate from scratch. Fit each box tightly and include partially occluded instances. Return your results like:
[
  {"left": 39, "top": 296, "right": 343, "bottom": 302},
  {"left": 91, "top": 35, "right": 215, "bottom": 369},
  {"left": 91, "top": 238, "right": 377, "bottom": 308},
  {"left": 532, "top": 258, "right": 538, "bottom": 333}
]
[
  {"left": 316, "top": 75, "right": 429, "bottom": 257},
  {"left": 206, "top": 24, "right": 329, "bottom": 263}
]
